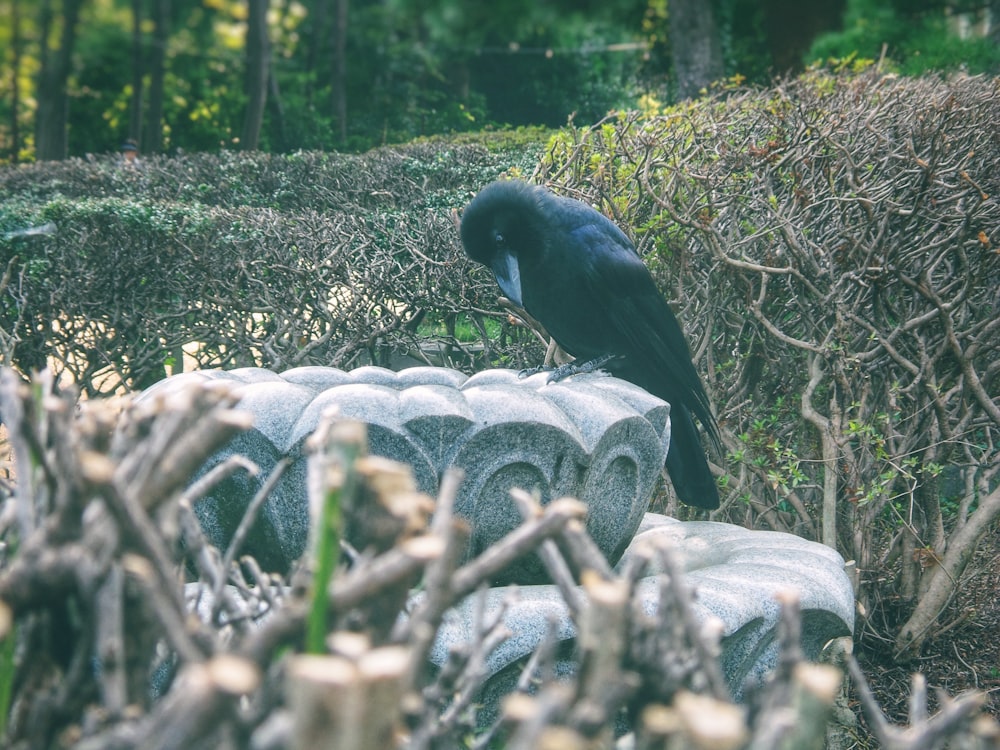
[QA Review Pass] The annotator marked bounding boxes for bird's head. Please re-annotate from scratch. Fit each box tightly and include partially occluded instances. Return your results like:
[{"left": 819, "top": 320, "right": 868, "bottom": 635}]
[{"left": 459, "top": 180, "right": 548, "bottom": 308}]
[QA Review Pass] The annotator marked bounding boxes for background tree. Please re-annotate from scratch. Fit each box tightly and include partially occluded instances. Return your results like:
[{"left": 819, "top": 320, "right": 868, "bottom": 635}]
[
  {"left": 667, "top": 0, "right": 724, "bottom": 98},
  {"left": 4, "top": 0, "right": 24, "bottom": 162},
  {"left": 143, "top": 0, "right": 169, "bottom": 154},
  {"left": 332, "top": 0, "right": 347, "bottom": 143},
  {"left": 809, "top": 0, "right": 1000, "bottom": 73},
  {"left": 127, "top": 0, "right": 142, "bottom": 146},
  {"left": 1, "top": 0, "right": 998, "bottom": 160},
  {"left": 240, "top": 0, "right": 269, "bottom": 150},
  {"left": 34, "top": 0, "right": 86, "bottom": 161}
]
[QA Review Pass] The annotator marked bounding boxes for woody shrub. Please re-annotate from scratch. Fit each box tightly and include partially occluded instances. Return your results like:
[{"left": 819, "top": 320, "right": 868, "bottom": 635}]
[
  {"left": 0, "top": 135, "right": 548, "bottom": 393},
  {"left": 536, "top": 68, "right": 1000, "bottom": 660}
]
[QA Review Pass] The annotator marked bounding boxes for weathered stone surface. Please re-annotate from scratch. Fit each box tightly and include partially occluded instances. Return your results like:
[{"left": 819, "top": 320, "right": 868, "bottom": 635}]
[
  {"left": 148, "top": 364, "right": 855, "bottom": 721},
  {"left": 177, "top": 512, "right": 855, "bottom": 719},
  {"left": 625, "top": 514, "right": 854, "bottom": 685},
  {"left": 424, "top": 512, "right": 854, "bottom": 722},
  {"left": 141, "top": 365, "right": 671, "bottom": 580}
]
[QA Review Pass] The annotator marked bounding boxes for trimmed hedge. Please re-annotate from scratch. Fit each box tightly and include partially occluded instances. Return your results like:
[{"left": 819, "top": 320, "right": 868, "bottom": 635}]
[
  {"left": 0, "top": 137, "right": 548, "bottom": 392},
  {"left": 534, "top": 69, "right": 1000, "bottom": 658},
  {"left": 2, "top": 71, "right": 997, "bottom": 562}
]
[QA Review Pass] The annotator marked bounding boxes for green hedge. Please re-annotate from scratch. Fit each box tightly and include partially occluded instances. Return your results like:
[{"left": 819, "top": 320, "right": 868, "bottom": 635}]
[
  {"left": 0, "top": 136, "right": 548, "bottom": 392},
  {"left": 534, "top": 69, "right": 999, "bottom": 657}
]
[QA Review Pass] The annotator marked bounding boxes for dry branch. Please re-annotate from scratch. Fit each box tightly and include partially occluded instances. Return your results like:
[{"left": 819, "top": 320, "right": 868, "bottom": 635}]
[{"left": 0, "top": 370, "right": 998, "bottom": 748}]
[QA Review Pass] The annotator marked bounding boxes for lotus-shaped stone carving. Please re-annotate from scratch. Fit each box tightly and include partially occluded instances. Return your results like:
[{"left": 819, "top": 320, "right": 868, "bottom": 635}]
[{"left": 144, "top": 365, "right": 673, "bottom": 580}]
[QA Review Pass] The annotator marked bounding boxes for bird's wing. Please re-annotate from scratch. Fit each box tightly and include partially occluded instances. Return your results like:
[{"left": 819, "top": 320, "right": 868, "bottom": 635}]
[{"left": 568, "top": 220, "right": 719, "bottom": 444}]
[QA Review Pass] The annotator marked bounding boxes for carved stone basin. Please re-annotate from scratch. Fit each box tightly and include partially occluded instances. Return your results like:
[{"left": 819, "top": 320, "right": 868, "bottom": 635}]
[
  {"left": 142, "top": 365, "right": 672, "bottom": 581},
  {"left": 427, "top": 512, "right": 855, "bottom": 720},
  {"left": 147, "top": 364, "right": 855, "bottom": 714}
]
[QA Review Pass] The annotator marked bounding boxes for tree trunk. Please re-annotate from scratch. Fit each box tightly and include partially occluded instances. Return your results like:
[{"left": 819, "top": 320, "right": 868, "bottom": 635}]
[
  {"left": 35, "top": 0, "right": 85, "bottom": 161},
  {"left": 332, "top": 0, "right": 348, "bottom": 143},
  {"left": 240, "top": 0, "right": 269, "bottom": 150},
  {"left": 894, "top": 483, "right": 1000, "bottom": 657},
  {"left": 268, "top": 64, "right": 288, "bottom": 152},
  {"left": 263, "top": 0, "right": 294, "bottom": 151},
  {"left": 144, "top": 0, "right": 169, "bottom": 153},
  {"left": 9, "top": 0, "right": 23, "bottom": 162},
  {"left": 128, "top": 0, "right": 144, "bottom": 146},
  {"left": 35, "top": 0, "right": 54, "bottom": 156},
  {"left": 800, "top": 353, "right": 839, "bottom": 549},
  {"left": 668, "top": 0, "right": 724, "bottom": 100},
  {"left": 305, "top": 0, "right": 329, "bottom": 108}
]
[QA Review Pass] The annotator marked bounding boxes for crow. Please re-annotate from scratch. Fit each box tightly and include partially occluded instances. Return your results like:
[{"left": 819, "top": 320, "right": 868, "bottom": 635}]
[{"left": 460, "top": 179, "right": 721, "bottom": 510}]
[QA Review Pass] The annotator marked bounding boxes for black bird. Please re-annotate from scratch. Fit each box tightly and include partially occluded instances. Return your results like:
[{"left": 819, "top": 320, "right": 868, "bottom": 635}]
[{"left": 460, "top": 179, "right": 721, "bottom": 510}]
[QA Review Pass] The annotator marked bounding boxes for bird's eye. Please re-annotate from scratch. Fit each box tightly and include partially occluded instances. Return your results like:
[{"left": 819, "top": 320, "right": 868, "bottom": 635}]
[{"left": 494, "top": 231, "right": 505, "bottom": 247}]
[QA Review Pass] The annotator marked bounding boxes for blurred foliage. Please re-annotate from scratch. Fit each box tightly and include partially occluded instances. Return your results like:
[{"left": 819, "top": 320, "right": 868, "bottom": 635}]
[
  {"left": 2, "top": 0, "right": 996, "bottom": 161},
  {"left": 808, "top": 0, "right": 1000, "bottom": 74}
]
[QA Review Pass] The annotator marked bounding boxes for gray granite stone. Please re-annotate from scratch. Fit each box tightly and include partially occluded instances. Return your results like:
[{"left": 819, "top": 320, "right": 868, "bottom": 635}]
[
  {"left": 148, "top": 362, "right": 855, "bottom": 721},
  {"left": 175, "top": 513, "right": 855, "bottom": 720},
  {"left": 140, "top": 366, "right": 670, "bottom": 580},
  {"left": 624, "top": 515, "right": 855, "bottom": 694},
  {"left": 422, "top": 512, "right": 854, "bottom": 721}
]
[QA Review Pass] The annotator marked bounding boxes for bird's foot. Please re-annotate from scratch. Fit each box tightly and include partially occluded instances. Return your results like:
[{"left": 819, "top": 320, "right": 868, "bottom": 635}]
[
  {"left": 517, "top": 364, "right": 552, "bottom": 379},
  {"left": 546, "top": 354, "right": 616, "bottom": 384}
]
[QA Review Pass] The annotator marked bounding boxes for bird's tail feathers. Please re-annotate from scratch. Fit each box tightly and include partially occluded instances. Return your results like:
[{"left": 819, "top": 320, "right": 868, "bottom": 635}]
[{"left": 665, "top": 405, "right": 721, "bottom": 510}]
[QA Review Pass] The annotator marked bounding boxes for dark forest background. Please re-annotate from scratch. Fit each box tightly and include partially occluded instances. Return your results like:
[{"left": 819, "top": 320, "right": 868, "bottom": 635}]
[{"left": 1, "top": 0, "right": 999, "bottom": 161}]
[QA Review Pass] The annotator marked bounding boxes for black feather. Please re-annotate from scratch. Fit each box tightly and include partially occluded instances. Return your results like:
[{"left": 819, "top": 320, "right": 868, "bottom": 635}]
[{"left": 460, "top": 179, "right": 721, "bottom": 510}]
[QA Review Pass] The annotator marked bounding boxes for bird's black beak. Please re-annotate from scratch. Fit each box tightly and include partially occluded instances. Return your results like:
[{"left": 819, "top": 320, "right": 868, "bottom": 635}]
[{"left": 491, "top": 251, "right": 523, "bottom": 308}]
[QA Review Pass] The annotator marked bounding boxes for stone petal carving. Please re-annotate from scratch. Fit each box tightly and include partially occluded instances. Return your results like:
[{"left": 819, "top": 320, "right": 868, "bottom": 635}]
[
  {"left": 423, "top": 512, "right": 854, "bottom": 725},
  {"left": 142, "top": 365, "right": 671, "bottom": 580},
  {"left": 146, "top": 365, "right": 855, "bottom": 724}
]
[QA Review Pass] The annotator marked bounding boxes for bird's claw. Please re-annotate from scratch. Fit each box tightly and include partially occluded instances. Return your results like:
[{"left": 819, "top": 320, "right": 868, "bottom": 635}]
[
  {"left": 545, "top": 354, "right": 616, "bottom": 383},
  {"left": 517, "top": 365, "right": 552, "bottom": 379}
]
